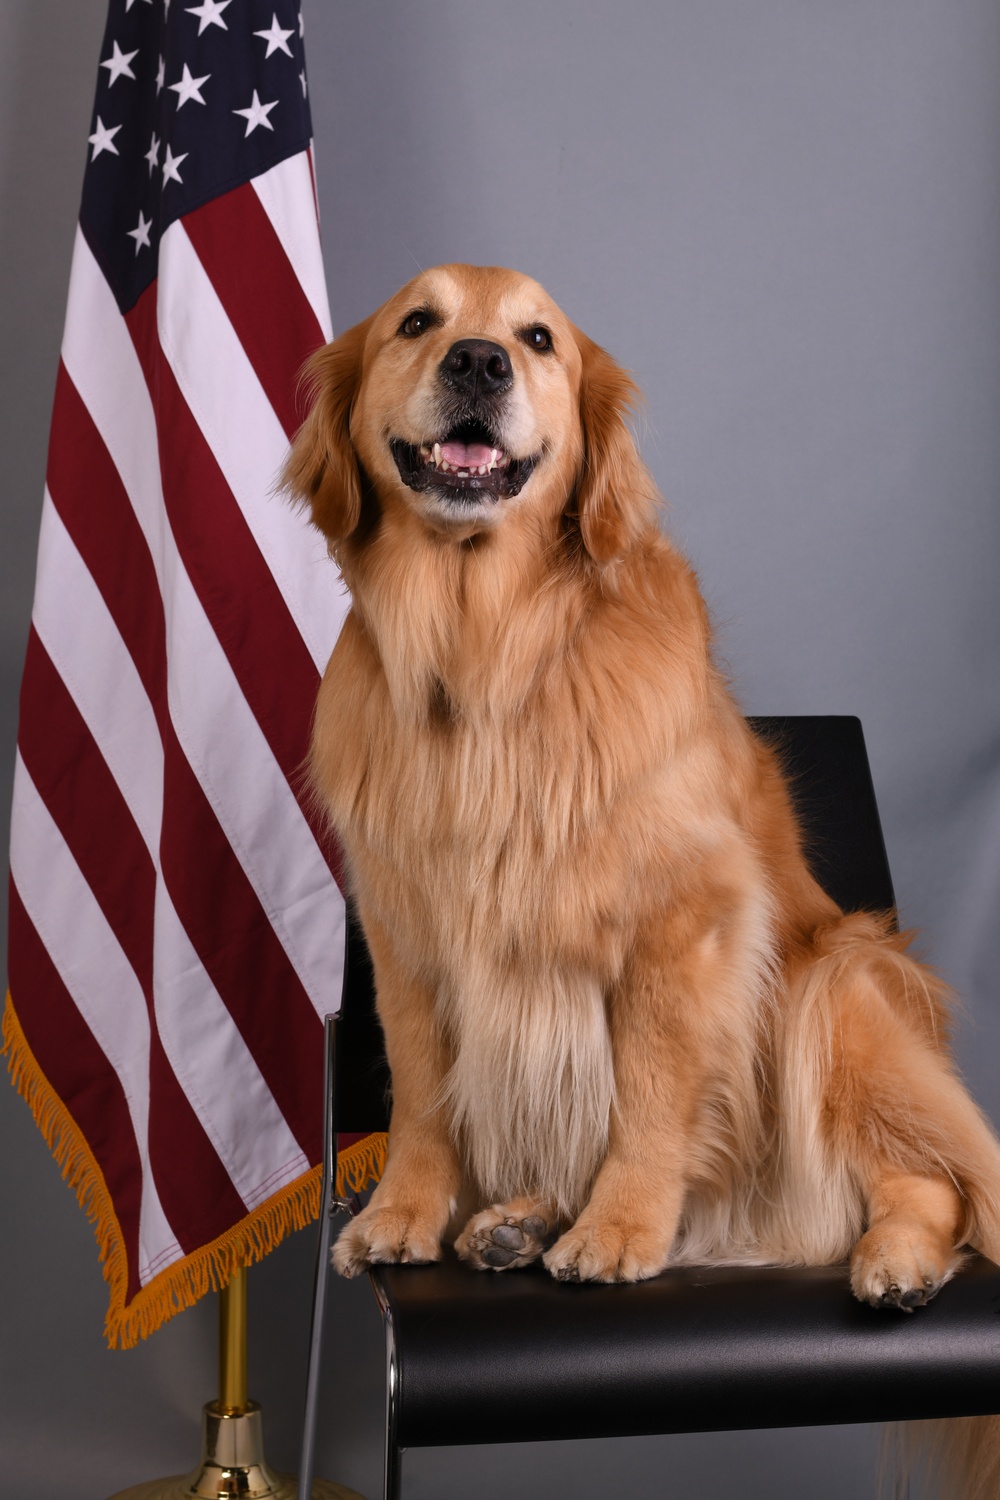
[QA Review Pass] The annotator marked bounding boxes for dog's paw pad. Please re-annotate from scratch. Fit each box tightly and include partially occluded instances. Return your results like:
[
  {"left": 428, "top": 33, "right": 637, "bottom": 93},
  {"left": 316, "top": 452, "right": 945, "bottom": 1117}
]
[
  {"left": 490, "top": 1223, "right": 528, "bottom": 1252},
  {"left": 480, "top": 1243, "right": 521, "bottom": 1268},
  {"left": 456, "top": 1205, "right": 555, "bottom": 1271}
]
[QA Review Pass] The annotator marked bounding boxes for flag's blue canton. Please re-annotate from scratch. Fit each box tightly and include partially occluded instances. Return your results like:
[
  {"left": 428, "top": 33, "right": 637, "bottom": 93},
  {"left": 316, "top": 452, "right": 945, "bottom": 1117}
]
[{"left": 81, "top": 0, "right": 312, "bottom": 313}]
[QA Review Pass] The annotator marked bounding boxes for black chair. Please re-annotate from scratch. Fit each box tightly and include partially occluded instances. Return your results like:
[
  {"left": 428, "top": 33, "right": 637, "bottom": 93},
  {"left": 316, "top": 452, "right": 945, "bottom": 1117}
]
[{"left": 297, "top": 717, "right": 1000, "bottom": 1500}]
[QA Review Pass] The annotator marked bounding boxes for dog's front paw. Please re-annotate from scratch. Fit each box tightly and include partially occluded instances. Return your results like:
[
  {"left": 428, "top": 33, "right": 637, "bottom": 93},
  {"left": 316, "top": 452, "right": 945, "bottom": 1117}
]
[
  {"left": 543, "top": 1217, "right": 669, "bottom": 1284},
  {"left": 455, "top": 1200, "right": 558, "bottom": 1271},
  {"left": 332, "top": 1202, "right": 446, "bottom": 1277},
  {"left": 849, "top": 1221, "right": 963, "bottom": 1310}
]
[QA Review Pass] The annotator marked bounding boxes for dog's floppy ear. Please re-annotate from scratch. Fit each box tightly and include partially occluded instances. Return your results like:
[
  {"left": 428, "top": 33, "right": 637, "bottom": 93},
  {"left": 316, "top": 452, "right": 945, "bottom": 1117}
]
[
  {"left": 573, "top": 330, "right": 656, "bottom": 564},
  {"left": 282, "top": 315, "right": 373, "bottom": 543}
]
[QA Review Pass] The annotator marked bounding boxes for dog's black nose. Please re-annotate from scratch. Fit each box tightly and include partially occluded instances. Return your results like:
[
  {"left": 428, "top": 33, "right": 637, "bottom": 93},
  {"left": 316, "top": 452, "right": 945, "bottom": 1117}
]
[{"left": 439, "top": 339, "right": 513, "bottom": 397}]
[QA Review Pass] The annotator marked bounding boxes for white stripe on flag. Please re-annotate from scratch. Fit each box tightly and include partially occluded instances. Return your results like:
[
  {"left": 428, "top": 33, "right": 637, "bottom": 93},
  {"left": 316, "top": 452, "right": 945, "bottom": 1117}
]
[
  {"left": 32, "top": 493, "right": 164, "bottom": 858},
  {"left": 9, "top": 753, "right": 179, "bottom": 1280},
  {"left": 157, "top": 218, "right": 347, "bottom": 677},
  {"left": 22, "top": 491, "right": 309, "bottom": 1213},
  {"left": 150, "top": 873, "right": 310, "bottom": 1211},
  {"left": 252, "top": 153, "right": 334, "bottom": 343},
  {"left": 60, "top": 230, "right": 345, "bottom": 1019}
]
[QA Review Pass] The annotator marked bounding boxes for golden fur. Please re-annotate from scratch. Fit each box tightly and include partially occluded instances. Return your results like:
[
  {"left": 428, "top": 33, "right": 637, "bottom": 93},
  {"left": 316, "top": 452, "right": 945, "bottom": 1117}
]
[{"left": 284, "top": 264, "right": 1000, "bottom": 1491}]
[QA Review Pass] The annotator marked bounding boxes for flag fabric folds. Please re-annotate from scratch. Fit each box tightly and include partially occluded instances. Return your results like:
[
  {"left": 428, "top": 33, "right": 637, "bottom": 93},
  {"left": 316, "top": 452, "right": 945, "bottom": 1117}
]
[{"left": 5, "top": 0, "right": 385, "bottom": 1348}]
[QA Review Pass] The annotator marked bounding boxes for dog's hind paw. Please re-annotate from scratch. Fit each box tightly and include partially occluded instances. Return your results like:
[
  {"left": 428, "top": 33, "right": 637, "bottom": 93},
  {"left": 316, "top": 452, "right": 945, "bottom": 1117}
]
[
  {"left": 849, "top": 1221, "right": 963, "bottom": 1311},
  {"left": 455, "top": 1200, "right": 558, "bottom": 1271}
]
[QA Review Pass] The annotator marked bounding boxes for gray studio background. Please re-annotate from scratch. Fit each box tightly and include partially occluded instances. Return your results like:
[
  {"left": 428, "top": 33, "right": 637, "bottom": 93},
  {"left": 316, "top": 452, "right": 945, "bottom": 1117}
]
[{"left": 2, "top": 1, "right": 998, "bottom": 1496}]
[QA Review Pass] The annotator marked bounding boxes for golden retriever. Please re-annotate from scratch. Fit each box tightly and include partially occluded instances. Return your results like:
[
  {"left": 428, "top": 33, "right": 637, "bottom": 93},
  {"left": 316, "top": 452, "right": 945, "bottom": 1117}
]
[{"left": 284, "top": 264, "right": 1000, "bottom": 1488}]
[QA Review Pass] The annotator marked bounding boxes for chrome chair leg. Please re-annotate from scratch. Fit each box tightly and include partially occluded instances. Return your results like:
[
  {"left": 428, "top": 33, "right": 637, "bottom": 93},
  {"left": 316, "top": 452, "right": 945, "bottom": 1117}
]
[
  {"left": 298, "top": 1016, "right": 353, "bottom": 1500},
  {"left": 376, "top": 1287, "right": 402, "bottom": 1500}
]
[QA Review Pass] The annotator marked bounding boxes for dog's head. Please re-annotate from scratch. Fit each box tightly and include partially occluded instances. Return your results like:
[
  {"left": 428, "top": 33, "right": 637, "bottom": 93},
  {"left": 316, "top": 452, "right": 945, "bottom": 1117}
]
[{"left": 284, "top": 265, "right": 655, "bottom": 564}]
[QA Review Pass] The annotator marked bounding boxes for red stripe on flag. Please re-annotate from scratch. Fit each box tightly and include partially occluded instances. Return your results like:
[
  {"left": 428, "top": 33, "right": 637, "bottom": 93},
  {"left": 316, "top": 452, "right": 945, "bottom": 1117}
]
[
  {"left": 18, "top": 626, "right": 157, "bottom": 983},
  {"left": 43, "top": 363, "right": 327, "bottom": 1162},
  {"left": 15, "top": 629, "right": 249, "bottom": 1253},
  {"left": 158, "top": 725, "right": 326, "bottom": 1160},
  {"left": 124, "top": 285, "right": 344, "bottom": 889},
  {"left": 8, "top": 879, "right": 145, "bottom": 1302},
  {"left": 183, "top": 183, "right": 327, "bottom": 438},
  {"left": 46, "top": 363, "right": 167, "bottom": 709}
]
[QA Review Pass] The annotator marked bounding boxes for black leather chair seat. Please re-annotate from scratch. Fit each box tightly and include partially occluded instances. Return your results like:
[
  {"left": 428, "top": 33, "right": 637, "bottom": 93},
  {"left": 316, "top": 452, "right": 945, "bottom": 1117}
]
[
  {"left": 297, "top": 720, "right": 1000, "bottom": 1500},
  {"left": 372, "top": 1251, "right": 1000, "bottom": 1449}
]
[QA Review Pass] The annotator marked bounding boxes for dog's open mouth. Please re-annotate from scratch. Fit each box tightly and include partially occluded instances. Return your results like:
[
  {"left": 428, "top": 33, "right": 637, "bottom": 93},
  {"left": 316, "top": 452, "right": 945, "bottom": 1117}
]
[{"left": 391, "top": 420, "right": 537, "bottom": 502}]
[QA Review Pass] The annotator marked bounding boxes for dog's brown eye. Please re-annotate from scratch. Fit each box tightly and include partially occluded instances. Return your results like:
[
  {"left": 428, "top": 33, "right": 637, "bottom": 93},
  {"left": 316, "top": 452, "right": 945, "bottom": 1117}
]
[
  {"left": 399, "top": 309, "right": 434, "bottom": 338},
  {"left": 521, "top": 325, "right": 553, "bottom": 353}
]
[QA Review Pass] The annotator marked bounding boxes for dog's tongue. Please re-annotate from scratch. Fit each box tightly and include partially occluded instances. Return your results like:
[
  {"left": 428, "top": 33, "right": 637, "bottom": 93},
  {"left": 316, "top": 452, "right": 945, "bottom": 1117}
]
[{"left": 440, "top": 440, "right": 495, "bottom": 468}]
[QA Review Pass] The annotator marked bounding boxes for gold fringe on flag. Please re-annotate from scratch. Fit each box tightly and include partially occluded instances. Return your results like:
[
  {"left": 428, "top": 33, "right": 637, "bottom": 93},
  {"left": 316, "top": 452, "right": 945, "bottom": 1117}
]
[{"left": 3, "top": 991, "right": 387, "bottom": 1349}]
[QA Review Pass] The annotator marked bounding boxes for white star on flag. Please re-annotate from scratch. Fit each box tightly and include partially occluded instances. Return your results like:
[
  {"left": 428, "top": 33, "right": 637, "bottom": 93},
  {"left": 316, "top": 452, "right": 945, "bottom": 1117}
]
[
  {"left": 145, "top": 132, "right": 161, "bottom": 174},
  {"left": 161, "top": 144, "right": 188, "bottom": 183},
  {"left": 254, "top": 14, "right": 294, "bottom": 57},
  {"left": 233, "top": 89, "right": 279, "bottom": 136},
  {"left": 101, "top": 41, "right": 139, "bottom": 86},
  {"left": 126, "top": 211, "right": 154, "bottom": 254},
  {"left": 88, "top": 117, "right": 122, "bottom": 160},
  {"left": 186, "top": 0, "right": 232, "bottom": 35},
  {"left": 125, "top": 0, "right": 154, "bottom": 9},
  {"left": 299, "top": 69, "right": 307, "bottom": 98},
  {"left": 156, "top": 54, "right": 166, "bottom": 92},
  {"left": 169, "top": 63, "right": 210, "bottom": 109}
]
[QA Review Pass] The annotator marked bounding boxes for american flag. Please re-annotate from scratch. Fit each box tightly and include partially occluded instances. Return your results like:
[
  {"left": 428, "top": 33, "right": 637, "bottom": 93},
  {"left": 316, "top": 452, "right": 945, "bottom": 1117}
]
[{"left": 5, "top": 0, "right": 382, "bottom": 1347}]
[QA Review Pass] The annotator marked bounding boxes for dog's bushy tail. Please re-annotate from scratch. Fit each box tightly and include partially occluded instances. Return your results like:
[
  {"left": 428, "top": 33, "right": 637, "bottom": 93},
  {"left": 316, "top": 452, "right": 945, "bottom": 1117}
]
[
  {"left": 863, "top": 931, "right": 1000, "bottom": 1500},
  {"left": 811, "top": 915, "right": 1000, "bottom": 1257},
  {"left": 881, "top": 1417, "right": 1000, "bottom": 1500},
  {"left": 800, "top": 918, "right": 1000, "bottom": 1500},
  {"left": 897, "top": 1113, "right": 1000, "bottom": 1499}
]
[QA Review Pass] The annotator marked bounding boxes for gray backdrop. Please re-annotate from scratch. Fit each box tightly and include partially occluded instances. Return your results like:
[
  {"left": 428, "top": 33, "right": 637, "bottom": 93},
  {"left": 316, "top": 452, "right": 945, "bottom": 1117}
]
[{"left": 2, "top": 1, "right": 998, "bottom": 1496}]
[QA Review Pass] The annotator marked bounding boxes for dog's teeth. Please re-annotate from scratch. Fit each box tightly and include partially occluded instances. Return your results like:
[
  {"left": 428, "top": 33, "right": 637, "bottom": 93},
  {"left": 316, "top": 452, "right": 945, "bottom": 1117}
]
[{"left": 430, "top": 442, "right": 503, "bottom": 478}]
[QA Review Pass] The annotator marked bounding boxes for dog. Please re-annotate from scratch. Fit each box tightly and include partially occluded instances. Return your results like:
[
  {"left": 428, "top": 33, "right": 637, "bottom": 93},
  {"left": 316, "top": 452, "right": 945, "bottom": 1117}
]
[{"left": 284, "top": 263, "right": 1000, "bottom": 1487}]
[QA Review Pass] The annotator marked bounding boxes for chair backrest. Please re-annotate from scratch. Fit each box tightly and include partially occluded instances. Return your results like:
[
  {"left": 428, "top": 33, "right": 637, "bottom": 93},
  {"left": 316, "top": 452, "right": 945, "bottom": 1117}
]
[{"left": 334, "top": 714, "right": 895, "bottom": 1136}]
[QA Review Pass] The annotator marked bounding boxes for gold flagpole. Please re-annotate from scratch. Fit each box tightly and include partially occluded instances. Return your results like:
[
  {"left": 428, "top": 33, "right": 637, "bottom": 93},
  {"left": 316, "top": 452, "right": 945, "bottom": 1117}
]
[
  {"left": 218, "top": 1267, "right": 249, "bottom": 1414},
  {"left": 106, "top": 1266, "right": 363, "bottom": 1500}
]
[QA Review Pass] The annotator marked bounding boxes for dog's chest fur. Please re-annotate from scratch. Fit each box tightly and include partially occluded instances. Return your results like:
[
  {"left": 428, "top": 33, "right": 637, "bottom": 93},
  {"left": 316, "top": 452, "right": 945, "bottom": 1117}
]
[
  {"left": 316, "top": 608, "right": 629, "bottom": 1209},
  {"left": 309, "top": 531, "right": 764, "bottom": 1213},
  {"left": 317, "top": 598, "right": 639, "bottom": 976},
  {"left": 313, "top": 528, "right": 711, "bottom": 979}
]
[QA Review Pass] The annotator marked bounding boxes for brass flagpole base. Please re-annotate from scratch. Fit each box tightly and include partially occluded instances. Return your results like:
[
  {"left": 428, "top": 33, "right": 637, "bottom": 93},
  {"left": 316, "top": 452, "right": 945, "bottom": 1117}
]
[{"left": 106, "top": 1400, "right": 364, "bottom": 1500}]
